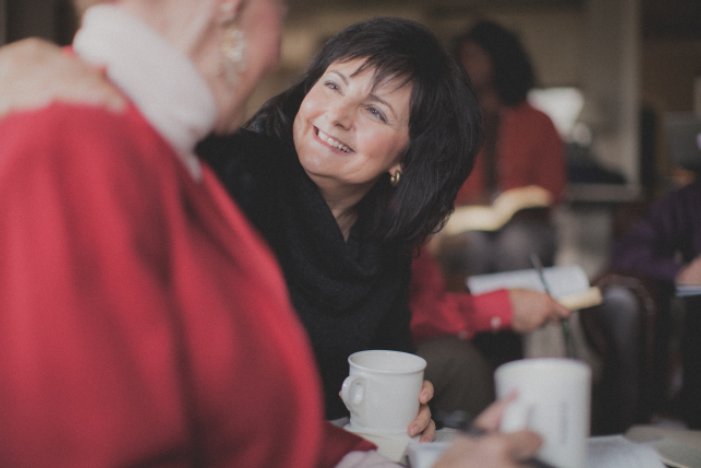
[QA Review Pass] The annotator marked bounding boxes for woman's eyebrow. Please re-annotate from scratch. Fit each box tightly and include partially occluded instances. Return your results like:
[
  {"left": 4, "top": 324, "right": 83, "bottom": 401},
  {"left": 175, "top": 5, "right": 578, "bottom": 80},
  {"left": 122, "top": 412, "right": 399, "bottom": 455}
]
[
  {"left": 328, "top": 70, "right": 349, "bottom": 85},
  {"left": 327, "top": 69, "right": 402, "bottom": 120}
]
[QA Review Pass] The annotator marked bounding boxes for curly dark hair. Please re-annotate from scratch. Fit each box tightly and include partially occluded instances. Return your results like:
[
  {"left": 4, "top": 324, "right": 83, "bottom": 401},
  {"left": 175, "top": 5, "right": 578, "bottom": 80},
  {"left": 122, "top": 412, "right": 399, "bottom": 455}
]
[
  {"left": 452, "top": 20, "right": 536, "bottom": 106},
  {"left": 247, "top": 17, "right": 481, "bottom": 250}
]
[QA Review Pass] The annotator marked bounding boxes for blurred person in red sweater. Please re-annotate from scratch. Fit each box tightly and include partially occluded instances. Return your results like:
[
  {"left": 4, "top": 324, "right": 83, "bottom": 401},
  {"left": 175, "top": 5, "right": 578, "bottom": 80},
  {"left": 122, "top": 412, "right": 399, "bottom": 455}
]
[{"left": 432, "top": 20, "right": 567, "bottom": 368}]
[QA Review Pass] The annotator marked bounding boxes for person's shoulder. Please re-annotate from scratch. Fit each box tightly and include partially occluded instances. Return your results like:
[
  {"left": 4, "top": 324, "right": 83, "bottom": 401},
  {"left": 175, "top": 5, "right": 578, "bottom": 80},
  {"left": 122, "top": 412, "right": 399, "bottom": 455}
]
[
  {"left": 1, "top": 101, "right": 185, "bottom": 195},
  {"left": 506, "top": 101, "right": 551, "bottom": 122},
  {"left": 0, "top": 102, "right": 146, "bottom": 161},
  {"left": 669, "top": 179, "right": 701, "bottom": 206},
  {"left": 505, "top": 102, "right": 561, "bottom": 140}
]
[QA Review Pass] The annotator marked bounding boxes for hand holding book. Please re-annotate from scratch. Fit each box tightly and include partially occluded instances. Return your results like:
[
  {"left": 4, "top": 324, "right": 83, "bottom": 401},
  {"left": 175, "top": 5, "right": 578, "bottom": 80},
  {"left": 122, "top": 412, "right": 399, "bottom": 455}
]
[
  {"left": 467, "top": 265, "right": 603, "bottom": 311},
  {"left": 507, "top": 288, "right": 571, "bottom": 333}
]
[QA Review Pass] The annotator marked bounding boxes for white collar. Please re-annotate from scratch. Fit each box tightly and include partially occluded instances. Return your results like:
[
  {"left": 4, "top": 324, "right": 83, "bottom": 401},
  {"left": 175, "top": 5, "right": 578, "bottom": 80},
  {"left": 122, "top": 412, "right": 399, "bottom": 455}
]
[{"left": 73, "top": 5, "right": 218, "bottom": 180}]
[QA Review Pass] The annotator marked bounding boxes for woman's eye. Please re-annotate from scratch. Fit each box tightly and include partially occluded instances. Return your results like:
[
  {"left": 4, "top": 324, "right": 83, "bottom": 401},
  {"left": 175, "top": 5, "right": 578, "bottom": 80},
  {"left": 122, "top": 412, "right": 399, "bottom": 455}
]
[
  {"left": 367, "top": 106, "right": 388, "bottom": 123},
  {"left": 324, "top": 80, "right": 340, "bottom": 91}
]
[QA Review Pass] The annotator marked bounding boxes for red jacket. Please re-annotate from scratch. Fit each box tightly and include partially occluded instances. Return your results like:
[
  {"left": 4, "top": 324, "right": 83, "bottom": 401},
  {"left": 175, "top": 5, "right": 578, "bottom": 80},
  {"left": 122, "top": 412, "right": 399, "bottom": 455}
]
[{"left": 0, "top": 102, "right": 369, "bottom": 467}]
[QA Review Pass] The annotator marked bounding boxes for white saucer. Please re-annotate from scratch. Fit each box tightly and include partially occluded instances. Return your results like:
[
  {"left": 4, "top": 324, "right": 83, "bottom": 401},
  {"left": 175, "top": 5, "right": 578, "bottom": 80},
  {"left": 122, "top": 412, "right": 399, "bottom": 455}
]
[{"left": 343, "top": 424, "right": 415, "bottom": 462}]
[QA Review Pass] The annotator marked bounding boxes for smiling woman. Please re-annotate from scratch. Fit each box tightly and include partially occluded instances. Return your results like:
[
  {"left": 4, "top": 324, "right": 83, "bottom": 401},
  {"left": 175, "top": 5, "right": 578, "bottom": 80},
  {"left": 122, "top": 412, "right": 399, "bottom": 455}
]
[
  {"left": 293, "top": 58, "right": 412, "bottom": 237},
  {"left": 198, "top": 16, "right": 481, "bottom": 431}
]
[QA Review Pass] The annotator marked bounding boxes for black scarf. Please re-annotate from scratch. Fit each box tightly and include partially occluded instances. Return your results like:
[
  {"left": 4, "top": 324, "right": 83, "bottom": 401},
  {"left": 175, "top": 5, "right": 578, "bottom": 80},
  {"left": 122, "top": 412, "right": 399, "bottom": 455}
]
[{"left": 198, "top": 130, "right": 414, "bottom": 419}]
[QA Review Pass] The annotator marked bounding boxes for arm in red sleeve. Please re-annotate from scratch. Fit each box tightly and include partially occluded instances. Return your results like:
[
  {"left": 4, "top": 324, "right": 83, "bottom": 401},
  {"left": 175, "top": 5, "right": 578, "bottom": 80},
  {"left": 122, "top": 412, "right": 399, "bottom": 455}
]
[
  {"left": 410, "top": 246, "right": 513, "bottom": 343},
  {"left": 318, "top": 422, "right": 377, "bottom": 468}
]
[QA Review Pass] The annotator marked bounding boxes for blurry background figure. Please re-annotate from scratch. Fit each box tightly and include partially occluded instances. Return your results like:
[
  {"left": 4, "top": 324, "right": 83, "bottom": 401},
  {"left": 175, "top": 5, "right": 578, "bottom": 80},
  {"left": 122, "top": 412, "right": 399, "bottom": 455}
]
[
  {"left": 587, "top": 172, "right": 701, "bottom": 431},
  {"left": 432, "top": 20, "right": 566, "bottom": 367},
  {"left": 579, "top": 114, "right": 701, "bottom": 434}
]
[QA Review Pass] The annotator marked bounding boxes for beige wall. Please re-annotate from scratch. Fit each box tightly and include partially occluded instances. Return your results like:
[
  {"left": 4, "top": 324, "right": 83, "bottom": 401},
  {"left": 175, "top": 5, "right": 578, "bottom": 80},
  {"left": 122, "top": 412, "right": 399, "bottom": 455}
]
[
  {"left": 250, "top": 6, "right": 586, "bottom": 114},
  {"left": 643, "top": 39, "right": 701, "bottom": 112}
]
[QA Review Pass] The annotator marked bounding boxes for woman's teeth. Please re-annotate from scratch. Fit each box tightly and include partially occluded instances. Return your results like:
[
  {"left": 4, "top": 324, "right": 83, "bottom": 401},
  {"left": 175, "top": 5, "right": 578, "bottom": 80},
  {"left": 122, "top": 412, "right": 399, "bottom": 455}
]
[{"left": 318, "top": 129, "right": 351, "bottom": 153}]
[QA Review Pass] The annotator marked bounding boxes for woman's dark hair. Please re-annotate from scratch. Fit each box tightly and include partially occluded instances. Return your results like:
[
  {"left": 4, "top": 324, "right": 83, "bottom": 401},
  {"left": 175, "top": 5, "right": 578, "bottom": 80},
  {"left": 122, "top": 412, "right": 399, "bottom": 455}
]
[
  {"left": 248, "top": 16, "right": 480, "bottom": 250},
  {"left": 452, "top": 20, "right": 535, "bottom": 105}
]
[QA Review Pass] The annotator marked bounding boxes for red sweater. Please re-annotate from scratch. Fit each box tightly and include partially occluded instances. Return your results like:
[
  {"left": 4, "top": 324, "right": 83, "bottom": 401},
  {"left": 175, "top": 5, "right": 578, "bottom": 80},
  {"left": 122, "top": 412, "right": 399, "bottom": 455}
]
[
  {"left": 0, "top": 102, "right": 368, "bottom": 467},
  {"left": 455, "top": 101, "right": 565, "bottom": 205},
  {"left": 410, "top": 247, "right": 513, "bottom": 343}
]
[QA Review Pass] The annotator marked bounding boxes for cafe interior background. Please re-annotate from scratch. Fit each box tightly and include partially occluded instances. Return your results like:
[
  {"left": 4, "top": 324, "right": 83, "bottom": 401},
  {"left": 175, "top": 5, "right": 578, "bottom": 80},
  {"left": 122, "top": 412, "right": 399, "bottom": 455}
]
[
  {"left": 3, "top": 0, "right": 697, "bottom": 276},
  {"left": 1, "top": 0, "right": 700, "bottom": 431}
]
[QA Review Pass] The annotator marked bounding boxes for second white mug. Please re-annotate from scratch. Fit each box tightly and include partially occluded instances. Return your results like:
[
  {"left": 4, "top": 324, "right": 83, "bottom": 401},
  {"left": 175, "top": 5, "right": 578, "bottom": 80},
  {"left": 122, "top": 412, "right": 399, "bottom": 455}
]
[{"left": 495, "top": 357, "right": 591, "bottom": 468}]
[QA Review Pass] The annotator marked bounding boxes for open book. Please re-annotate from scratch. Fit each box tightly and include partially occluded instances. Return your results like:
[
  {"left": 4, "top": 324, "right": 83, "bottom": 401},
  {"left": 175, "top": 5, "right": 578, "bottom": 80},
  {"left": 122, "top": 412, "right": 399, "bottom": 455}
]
[
  {"left": 466, "top": 265, "right": 603, "bottom": 310},
  {"left": 443, "top": 185, "right": 553, "bottom": 234},
  {"left": 408, "top": 429, "right": 679, "bottom": 468}
]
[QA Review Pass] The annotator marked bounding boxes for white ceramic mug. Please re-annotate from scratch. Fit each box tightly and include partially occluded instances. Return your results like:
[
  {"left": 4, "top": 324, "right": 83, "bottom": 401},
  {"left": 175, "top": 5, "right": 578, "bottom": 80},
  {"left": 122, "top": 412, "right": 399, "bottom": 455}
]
[
  {"left": 341, "top": 350, "right": 426, "bottom": 434},
  {"left": 495, "top": 358, "right": 591, "bottom": 468}
]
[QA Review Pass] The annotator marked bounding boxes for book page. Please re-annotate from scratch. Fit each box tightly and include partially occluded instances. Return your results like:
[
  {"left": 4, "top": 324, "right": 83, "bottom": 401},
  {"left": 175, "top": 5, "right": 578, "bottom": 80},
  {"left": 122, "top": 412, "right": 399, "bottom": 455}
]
[
  {"left": 587, "top": 436, "right": 664, "bottom": 468},
  {"left": 467, "top": 265, "right": 603, "bottom": 310},
  {"left": 558, "top": 287, "right": 604, "bottom": 310},
  {"left": 443, "top": 185, "right": 552, "bottom": 233},
  {"left": 467, "top": 265, "right": 591, "bottom": 298},
  {"left": 408, "top": 434, "right": 665, "bottom": 468}
]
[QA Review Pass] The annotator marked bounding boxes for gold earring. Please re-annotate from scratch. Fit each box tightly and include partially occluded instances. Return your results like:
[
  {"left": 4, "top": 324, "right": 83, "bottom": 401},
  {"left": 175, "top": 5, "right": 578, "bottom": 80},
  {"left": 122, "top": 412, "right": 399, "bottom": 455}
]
[
  {"left": 390, "top": 171, "right": 402, "bottom": 187},
  {"left": 219, "top": 3, "right": 247, "bottom": 85}
]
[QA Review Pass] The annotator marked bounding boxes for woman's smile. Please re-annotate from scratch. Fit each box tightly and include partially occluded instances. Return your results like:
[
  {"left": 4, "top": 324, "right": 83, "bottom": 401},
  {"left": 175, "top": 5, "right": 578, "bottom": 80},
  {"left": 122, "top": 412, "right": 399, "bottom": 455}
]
[{"left": 314, "top": 127, "right": 353, "bottom": 153}]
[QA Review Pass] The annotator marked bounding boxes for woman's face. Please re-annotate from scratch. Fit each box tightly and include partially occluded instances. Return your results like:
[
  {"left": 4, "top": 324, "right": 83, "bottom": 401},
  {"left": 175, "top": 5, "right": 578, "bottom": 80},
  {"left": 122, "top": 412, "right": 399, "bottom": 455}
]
[
  {"left": 459, "top": 41, "right": 493, "bottom": 92},
  {"left": 293, "top": 58, "right": 412, "bottom": 200}
]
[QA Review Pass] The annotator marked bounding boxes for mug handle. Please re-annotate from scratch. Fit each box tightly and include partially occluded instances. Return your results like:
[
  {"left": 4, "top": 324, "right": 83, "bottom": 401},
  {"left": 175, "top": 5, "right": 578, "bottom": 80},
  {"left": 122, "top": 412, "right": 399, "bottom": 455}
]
[{"left": 340, "top": 376, "right": 365, "bottom": 412}]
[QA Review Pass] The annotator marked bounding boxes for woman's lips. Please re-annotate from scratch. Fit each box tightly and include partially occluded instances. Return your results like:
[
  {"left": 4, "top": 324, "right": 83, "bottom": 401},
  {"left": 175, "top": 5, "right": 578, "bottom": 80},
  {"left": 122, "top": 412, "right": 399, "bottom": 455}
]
[{"left": 315, "top": 127, "right": 353, "bottom": 153}]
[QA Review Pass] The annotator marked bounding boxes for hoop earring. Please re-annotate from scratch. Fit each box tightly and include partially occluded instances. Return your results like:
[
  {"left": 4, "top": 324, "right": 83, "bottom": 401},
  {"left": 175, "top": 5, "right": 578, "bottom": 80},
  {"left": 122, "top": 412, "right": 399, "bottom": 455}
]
[
  {"left": 219, "top": 3, "right": 247, "bottom": 86},
  {"left": 390, "top": 170, "right": 402, "bottom": 187}
]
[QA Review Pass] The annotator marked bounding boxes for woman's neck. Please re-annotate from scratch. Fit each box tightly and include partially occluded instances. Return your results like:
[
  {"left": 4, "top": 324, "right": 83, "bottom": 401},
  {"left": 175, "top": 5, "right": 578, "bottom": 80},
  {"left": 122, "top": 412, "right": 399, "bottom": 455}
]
[
  {"left": 331, "top": 207, "right": 358, "bottom": 242},
  {"left": 319, "top": 187, "right": 365, "bottom": 242}
]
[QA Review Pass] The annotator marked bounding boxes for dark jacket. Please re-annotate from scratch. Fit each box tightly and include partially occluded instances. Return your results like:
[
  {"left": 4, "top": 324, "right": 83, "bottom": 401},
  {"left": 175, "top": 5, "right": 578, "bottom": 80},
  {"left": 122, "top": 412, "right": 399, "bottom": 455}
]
[{"left": 198, "top": 130, "right": 414, "bottom": 419}]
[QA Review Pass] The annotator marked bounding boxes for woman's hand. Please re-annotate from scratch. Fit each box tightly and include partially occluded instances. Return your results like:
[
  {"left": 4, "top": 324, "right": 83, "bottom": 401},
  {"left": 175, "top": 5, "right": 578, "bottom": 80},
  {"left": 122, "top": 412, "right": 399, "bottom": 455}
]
[
  {"left": 408, "top": 380, "right": 436, "bottom": 441},
  {"left": 0, "top": 38, "right": 125, "bottom": 118},
  {"left": 677, "top": 256, "right": 701, "bottom": 285},
  {"left": 433, "top": 395, "right": 542, "bottom": 467},
  {"left": 508, "top": 288, "right": 571, "bottom": 333}
]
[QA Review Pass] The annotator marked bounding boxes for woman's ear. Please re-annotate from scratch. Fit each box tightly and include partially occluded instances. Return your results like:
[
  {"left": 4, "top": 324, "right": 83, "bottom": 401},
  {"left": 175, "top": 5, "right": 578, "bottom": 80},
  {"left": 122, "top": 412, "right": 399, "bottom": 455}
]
[
  {"left": 388, "top": 162, "right": 403, "bottom": 178},
  {"left": 389, "top": 163, "right": 403, "bottom": 187}
]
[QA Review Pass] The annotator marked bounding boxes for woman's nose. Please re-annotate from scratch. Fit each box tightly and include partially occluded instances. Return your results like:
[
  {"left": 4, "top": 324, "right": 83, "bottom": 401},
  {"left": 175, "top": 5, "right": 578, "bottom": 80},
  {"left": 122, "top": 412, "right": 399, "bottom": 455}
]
[{"left": 327, "top": 99, "right": 354, "bottom": 129}]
